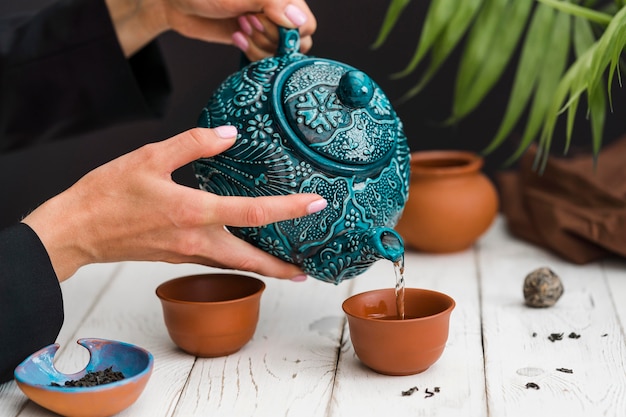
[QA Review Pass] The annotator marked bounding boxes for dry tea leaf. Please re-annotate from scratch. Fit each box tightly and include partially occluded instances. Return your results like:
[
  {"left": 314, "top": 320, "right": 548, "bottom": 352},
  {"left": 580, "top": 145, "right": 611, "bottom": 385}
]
[{"left": 50, "top": 367, "right": 125, "bottom": 388}]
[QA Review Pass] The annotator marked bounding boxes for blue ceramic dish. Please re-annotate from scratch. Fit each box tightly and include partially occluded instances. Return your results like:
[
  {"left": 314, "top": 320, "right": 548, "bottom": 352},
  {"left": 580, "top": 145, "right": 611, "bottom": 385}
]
[{"left": 14, "top": 338, "right": 153, "bottom": 417}]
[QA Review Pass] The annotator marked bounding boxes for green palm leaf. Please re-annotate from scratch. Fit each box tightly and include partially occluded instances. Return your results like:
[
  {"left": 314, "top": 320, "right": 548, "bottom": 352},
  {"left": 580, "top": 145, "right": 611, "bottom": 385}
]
[
  {"left": 385, "top": 0, "right": 456, "bottom": 77},
  {"left": 376, "top": 0, "right": 626, "bottom": 163},
  {"left": 507, "top": 9, "right": 571, "bottom": 166},
  {"left": 538, "top": 4, "right": 626, "bottom": 168},
  {"left": 482, "top": 3, "right": 555, "bottom": 155},
  {"left": 371, "top": 0, "right": 413, "bottom": 49},
  {"left": 451, "top": 0, "right": 533, "bottom": 121},
  {"left": 453, "top": 0, "right": 508, "bottom": 114},
  {"left": 565, "top": 16, "right": 596, "bottom": 152},
  {"left": 396, "top": 0, "right": 483, "bottom": 101}
]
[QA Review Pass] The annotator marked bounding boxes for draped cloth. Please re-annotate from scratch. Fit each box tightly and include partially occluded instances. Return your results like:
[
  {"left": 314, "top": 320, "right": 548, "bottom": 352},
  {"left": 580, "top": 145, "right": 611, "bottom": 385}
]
[{"left": 497, "top": 136, "right": 626, "bottom": 264}]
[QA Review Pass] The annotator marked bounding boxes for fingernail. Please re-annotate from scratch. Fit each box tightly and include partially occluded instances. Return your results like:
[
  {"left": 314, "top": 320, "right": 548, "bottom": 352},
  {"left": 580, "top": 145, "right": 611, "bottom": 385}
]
[
  {"left": 306, "top": 198, "right": 327, "bottom": 214},
  {"left": 291, "top": 274, "right": 308, "bottom": 282},
  {"left": 238, "top": 15, "right": 253, "bottom": 35},
  {"left": 232, "top": 31, "right": 249, "bottom": 51},
  {"left": 249, "top": 15, "right": 265, "bottom": 32},
  {"left": 285, "top": 4, "right": 307, "bottom": 26},
  {"left": 214, "top": 125, "right": 238, "bottom": 139}
]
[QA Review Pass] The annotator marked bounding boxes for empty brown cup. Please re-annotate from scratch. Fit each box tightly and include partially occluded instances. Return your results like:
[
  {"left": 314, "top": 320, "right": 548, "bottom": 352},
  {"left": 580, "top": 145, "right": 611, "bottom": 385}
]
[
  {"left": 342, "top": 288, "right": 455, "bottom": 376},
  {"left": 156, "top": 273, "right": 265, "bottom": 357}
]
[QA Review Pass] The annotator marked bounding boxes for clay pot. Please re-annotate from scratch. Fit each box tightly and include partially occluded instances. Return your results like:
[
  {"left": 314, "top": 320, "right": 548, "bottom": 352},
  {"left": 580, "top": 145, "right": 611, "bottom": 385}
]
[
  {"left": 395, "top": 150, "right": 499, "bottom": 253},
  {"left": 342, "top": 288, "right": 455, "bottom": 376},
  {"left": 156, "top": 274, "right": 265, "bottom": 357}
]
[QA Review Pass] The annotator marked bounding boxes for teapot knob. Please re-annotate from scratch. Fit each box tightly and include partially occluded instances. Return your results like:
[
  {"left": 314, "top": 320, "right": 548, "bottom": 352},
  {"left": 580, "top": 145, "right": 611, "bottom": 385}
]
[{"left": 337, "top": 70, "right": 375, "bottom": 108}]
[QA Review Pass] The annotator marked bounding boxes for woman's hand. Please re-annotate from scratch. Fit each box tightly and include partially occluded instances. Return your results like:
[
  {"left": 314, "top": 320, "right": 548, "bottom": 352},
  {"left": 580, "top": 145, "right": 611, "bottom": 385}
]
[
  {"left": 232, "top": 12, "right": 313, "bottom": 61},
  {"left": 22, "top": 127, "right": 326, "bottom": 282},
  {"left": 106, "top": 0, "right": 316, "bottom": 59}
]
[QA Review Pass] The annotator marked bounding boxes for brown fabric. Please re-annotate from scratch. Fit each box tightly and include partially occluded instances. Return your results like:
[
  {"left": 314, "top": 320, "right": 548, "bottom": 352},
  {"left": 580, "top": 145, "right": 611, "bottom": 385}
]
[{"left": 497, "top": 136, "right": 626, "bottom": 264}]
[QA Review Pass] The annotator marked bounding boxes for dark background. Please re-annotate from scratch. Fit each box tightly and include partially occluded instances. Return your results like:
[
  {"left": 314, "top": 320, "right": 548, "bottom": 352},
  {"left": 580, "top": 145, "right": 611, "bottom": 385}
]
[{"left": 1, "top": 0, "right": 624, "bottom": 229}]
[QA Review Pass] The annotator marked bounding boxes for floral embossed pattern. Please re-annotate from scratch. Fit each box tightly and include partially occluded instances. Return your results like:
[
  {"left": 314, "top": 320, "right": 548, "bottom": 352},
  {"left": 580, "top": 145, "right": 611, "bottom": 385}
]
[{"left": 193, "top": 28, "right": 409, "bottom": 284}]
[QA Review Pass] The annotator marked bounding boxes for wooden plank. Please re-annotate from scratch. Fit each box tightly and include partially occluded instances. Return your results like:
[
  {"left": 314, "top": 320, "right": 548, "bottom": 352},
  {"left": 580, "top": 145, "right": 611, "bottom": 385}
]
[
  {"left": 0, "top": 263, "right": 117, "bottom": 417},
  {"left": 330, "top": 240, "right": 487, "bottom": 416},
  {"left": 172, "top": 271, "right": 353, "bottom": 417},
  {"left": 604, "top": 259, "right": 626, "bottom": 331},
  {"left": 13, "top": 260, "right": 353, "bottom": 417},
  {"left": 17, "top": 262, "right": 206, "bottom": 417},
  {"left": 479, "top": 218, "right": 626, "bottom": 417},
  {"left": 7, "top": 216, "right": 624, "bottom": 417}
]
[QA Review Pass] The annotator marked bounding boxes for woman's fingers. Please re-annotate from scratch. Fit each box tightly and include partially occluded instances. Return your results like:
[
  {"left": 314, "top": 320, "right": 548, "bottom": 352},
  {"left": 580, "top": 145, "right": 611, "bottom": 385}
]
[
  {"left": 257, "top": 0, "right": 316, "bottom": 34},
  {"left": 192, "top": 228, "right": 307, "bottom": 280},
  {"left": 204, "top": 194, "right": 327, "bottom": 228},
  {"left": 140, "top": 127, "right": 237, "bottom": 174}
]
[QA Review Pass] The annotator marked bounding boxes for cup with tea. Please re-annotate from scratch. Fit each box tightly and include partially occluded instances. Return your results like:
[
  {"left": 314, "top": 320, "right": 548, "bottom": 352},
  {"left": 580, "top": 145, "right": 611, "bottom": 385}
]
[
  {"left": 156, "top": 273, "right": 265, "bottom": 357},
  {"left": 342, "top": 288, "right": 455, "bottom": 376}
]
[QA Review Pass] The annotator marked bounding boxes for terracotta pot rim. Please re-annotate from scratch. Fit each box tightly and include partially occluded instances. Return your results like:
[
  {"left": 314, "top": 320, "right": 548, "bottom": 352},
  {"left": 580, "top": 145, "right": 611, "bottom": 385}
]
[
  {"left": 342, "top": 288, "right": 455, "bottom": 321},
  {"left": 409, "top": 150, "right": 483, "bottom": 177},
  {"left": 156, "top": 273, "right": 265, "bottom": 305}
]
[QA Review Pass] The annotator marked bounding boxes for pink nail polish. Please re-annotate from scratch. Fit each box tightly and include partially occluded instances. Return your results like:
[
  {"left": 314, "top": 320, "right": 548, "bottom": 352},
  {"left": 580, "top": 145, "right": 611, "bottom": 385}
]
[
  {"left": 214, "top": 125, "right": 238, "bottom": 139},
  {"left": 232, "top": 31, "right": 249, "bottom": 52},
  {"left": 238, "top": 15, "right": 253, "bottom": 36},
  {"left": 248, "top": 15, "right": 265, "bottom": 32},
  {"left": 291, "top": 274, "right": 307, "bottom": 282},
  {"left": 306, "top": 198, "right": 328, "bottom": 214},
  {"left": 285, "top": 4, "right": 307, "bottom": 26}
]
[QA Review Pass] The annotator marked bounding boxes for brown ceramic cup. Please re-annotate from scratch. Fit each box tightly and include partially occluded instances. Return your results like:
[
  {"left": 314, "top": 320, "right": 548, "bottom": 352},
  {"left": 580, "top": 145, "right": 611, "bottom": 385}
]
[
  {"left": 342, "top": 288, "right": 455, "bottom": 376},
  {"left": 156, "top": 274, "right": 265, "bottom": 357}
]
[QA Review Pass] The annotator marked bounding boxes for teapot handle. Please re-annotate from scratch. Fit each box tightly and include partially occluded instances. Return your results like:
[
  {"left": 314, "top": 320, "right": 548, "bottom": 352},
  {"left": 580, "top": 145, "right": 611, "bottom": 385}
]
[
  {"left": 239, "top": 27, "right": 300, "bottom": 69},
  {"left": 276, "top": 27, "right": 300, "bottom": 56}
]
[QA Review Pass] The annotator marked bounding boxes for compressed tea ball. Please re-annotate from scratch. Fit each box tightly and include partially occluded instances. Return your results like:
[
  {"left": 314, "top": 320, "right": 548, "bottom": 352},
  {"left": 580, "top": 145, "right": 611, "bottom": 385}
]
[{"left": 523, "top": 267, "right": 564, "bottom": 308}]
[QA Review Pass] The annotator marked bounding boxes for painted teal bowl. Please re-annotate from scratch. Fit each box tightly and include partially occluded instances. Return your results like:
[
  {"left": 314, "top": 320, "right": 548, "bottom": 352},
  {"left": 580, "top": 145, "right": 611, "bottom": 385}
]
[{"left": 14, "top": 338, "right": 153, "bottom": 417}]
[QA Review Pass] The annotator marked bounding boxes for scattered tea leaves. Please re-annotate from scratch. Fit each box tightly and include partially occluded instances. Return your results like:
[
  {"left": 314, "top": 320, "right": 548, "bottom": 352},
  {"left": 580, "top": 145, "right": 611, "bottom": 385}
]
[
  {"left": 525, "top": 382, "right": 540, "bottom": 390},
  {"left": 50, "top": 367, "right": 125, "bottom": 388},
  {"left": 556, "top": 368, "right": 573, "bottom": 374},
  {"left": 548, "top": 333, "right": 564, "bottom": 342},
  {"left": 402, "top": 386, "right": 441, "bottom": 398}
]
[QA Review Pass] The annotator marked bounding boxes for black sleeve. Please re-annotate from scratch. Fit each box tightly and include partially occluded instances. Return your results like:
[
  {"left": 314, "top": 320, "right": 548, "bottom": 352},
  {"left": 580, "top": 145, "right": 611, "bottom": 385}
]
[
  {"left": 0, "top": 223, "right": 63, "bottom": 383},
  {"left": 0, "top": 0, "right": 171, "bottom": 152}
]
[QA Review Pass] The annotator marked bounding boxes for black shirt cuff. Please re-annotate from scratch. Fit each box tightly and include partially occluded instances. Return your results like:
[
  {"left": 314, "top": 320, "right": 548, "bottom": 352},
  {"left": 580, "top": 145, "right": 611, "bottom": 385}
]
[{"left": 0, "top": 223, "right": 63, "bottom": 383}]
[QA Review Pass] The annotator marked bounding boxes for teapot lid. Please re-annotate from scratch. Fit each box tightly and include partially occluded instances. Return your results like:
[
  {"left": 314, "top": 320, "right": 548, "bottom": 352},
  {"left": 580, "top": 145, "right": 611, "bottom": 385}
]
[{"left": 272, "top": 30, "right": 400, "bottom": 176}]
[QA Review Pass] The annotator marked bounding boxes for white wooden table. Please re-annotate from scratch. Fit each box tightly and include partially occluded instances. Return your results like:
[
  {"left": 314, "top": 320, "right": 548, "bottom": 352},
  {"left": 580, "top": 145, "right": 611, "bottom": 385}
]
[{"left": 2, "top": 216, "right": 626, "bottom": 417}]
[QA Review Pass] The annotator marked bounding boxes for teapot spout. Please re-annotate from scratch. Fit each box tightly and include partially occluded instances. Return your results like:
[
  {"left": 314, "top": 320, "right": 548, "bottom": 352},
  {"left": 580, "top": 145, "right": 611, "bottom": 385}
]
[{"left": 369, "top": 228, "right": 404, "bottom": 263}]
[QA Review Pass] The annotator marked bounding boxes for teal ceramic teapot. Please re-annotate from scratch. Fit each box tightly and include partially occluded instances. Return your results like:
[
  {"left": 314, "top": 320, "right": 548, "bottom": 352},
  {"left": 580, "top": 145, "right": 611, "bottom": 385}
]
[{"left": 193, "top": 28, "right": 410, "bottom": 284}]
